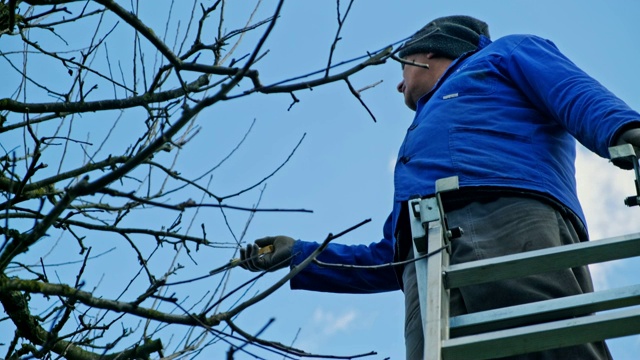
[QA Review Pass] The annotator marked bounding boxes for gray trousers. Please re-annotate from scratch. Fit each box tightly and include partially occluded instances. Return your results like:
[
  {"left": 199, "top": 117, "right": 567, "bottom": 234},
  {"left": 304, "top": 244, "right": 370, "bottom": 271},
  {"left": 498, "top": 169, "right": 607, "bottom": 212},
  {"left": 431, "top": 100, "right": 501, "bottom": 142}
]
[{"left": 402, "top": 196, "right": 612, "bottom": 359}]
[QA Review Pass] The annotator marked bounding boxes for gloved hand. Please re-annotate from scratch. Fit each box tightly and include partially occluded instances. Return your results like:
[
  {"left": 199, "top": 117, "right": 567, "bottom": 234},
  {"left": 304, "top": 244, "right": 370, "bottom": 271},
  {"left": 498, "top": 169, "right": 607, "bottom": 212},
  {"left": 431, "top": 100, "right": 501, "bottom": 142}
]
[
  {"left": 617, "top": 128, "right": 640, "bottom": 145},
  {"left": 614, "top": 127, "right": 640, "bottom": 169},
  {"left": 239, "top": 235, "right": 295, "bottom": 272}
]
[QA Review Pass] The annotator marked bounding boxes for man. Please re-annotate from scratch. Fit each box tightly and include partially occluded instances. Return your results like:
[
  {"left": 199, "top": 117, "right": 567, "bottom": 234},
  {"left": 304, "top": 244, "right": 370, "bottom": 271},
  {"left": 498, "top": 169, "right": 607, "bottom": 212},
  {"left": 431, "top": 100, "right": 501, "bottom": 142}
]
[{"left": 240, "top": 15, "right": 640, "bottom": 359}]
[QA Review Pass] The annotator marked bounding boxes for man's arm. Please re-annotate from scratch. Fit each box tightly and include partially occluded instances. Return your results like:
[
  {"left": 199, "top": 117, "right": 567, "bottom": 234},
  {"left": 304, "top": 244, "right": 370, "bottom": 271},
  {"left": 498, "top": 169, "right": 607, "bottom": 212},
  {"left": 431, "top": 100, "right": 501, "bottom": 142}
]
[
  {"left": 503, "top": 35, "right": 640, "bottom": 158},
  {"left": 240, "top": 214, "right": 401, "bottom": 294}
]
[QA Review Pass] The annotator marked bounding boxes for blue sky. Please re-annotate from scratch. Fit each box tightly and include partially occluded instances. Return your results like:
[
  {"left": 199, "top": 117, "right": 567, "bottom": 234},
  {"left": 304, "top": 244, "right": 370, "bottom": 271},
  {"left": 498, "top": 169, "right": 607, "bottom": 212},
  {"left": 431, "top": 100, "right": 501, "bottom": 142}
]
[{"left": 1, "top": 1, "right": 640, "bottom": 359}]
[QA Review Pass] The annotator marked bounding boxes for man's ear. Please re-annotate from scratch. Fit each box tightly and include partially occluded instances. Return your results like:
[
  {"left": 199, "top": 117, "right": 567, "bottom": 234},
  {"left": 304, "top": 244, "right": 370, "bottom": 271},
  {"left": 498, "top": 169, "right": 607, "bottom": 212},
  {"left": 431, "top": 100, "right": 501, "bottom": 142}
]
[{"left": 425, "top": 52, "right": 436, "bottom": 59}]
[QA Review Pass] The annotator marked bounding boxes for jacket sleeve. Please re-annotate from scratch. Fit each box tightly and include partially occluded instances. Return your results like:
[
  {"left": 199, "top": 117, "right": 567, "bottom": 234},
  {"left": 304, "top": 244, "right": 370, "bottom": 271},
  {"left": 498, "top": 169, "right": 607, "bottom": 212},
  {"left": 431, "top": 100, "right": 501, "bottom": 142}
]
[
  {"left": 289, "top": 214, "right": 400, "bottom": 293},
  {"left": 503, "top": 35, "right": 640, "bottom": 157}
]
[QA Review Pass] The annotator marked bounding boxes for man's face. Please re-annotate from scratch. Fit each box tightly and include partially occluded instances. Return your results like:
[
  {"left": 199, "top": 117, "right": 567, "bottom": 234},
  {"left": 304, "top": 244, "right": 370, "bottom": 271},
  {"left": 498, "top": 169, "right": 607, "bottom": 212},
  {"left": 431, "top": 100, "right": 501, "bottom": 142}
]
[{"left": 396, "top": 53, "right": 438, "bottom": 111}]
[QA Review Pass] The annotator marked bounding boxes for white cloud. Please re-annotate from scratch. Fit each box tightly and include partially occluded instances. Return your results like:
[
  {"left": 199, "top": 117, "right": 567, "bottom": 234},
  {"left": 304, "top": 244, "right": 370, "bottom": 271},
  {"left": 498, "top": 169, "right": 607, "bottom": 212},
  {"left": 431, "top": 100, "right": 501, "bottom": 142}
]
[
  {"left": 312, "top": 308, "right": 358, "bottom": 336},
  {"left": 575, "top": 145, "right": 640, "bottom": 292},
  {"left": 575, "top": 145, "right": 639, "bottom": 240},
  {"left": 589, "top": 262, "right": 620, "bottom": 291},
  {"left": 388, "top": 155, "right": 397, "bottom": 173},
  {"left": 294, "top": 306, "right": 376, "bottom": 353}
]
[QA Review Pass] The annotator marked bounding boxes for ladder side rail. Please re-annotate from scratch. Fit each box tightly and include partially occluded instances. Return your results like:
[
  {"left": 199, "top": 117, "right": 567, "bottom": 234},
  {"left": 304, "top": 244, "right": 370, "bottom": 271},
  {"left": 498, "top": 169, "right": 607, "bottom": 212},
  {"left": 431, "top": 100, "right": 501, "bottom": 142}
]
[
  {"left": 424, "top": 219, "right": 449, "bottom": 360},
  {"left": 409, "top": 197, "right": 442, "bottom": 359},
  {"left": 423, "top": 176, "right": 460, "bottom": 360}
]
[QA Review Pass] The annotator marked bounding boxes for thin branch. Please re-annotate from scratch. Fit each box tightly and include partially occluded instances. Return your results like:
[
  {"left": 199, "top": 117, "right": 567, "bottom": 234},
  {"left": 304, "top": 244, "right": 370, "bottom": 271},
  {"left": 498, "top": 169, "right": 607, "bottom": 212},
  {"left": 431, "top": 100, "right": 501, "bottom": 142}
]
[
  {"left": 324, "top": 0, "right": 355, "bottom": 78},
  {"left": 20, "top": 32, "right": 133, "bottom": 93},
  {"left": 221, "top": 133, "right": 305, "bottom": 200},
  {"left": 0, "top": 75, "right": 209, "bottom": 115},
  {"left": 391, "top": 54, "right": 430, "bottom": 69},
  {"left": 0, "top": 276, "right": 221, "bottom": 327},
  {"left": 345, "top": 78, "right": 377, "bottom": 122},
  {"left": 226, "top": 319, "right": 377, "bottom": 359},
  {"left": 97, "top": 187, "right": 313, "bottom": 213},
  {"left": 0, "top": 277, "right": 164, "bottom": 360},
  {"left": 93, "top": 0, "right": 182, "bottom": 67},
  {"left": 0, "top": 213, "right": 223, "bottom": 246},
  {"left": 245, "top": 45, "right": 392, "bottom": 96}
]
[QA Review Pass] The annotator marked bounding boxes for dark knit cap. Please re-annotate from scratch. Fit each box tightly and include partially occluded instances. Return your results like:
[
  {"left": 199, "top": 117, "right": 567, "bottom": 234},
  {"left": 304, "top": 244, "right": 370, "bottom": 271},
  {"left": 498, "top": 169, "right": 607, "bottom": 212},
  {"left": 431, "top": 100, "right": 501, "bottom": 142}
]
[{"left": 398, "top": 15, "right": 490, "bottom": 59}]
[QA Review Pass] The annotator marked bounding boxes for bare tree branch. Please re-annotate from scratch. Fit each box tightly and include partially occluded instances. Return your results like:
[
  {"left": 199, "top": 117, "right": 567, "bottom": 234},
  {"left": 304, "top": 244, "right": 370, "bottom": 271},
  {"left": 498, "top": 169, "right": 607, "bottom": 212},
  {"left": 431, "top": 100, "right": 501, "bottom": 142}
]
[
  {"left": 0, "top": 0, "right": 391, "bottom": 357},
  {"left": 0, "top": 75, "right": 209, "bottom": 115}
]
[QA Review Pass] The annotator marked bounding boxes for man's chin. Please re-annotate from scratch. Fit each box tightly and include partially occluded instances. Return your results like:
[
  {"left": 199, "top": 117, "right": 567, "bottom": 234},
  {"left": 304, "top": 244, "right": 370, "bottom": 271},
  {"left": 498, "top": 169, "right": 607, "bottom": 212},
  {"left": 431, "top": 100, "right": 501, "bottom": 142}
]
[{"left": 405, "top": 99, "right": 417, "bottom": 111}]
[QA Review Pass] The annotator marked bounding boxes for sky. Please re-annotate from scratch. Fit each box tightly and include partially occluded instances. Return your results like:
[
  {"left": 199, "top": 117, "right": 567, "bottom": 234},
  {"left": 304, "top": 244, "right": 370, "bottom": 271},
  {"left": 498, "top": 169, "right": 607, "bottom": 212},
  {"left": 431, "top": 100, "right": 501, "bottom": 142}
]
[{"left": 1, "top": 0, "right": 640, "bottom": 359}]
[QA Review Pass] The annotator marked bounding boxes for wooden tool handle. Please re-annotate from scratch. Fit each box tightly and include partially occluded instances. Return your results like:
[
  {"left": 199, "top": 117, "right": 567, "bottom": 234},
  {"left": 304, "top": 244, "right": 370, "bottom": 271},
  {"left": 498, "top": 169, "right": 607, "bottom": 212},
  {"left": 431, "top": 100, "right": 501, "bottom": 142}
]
[
  {"left": 230, "top": 244, "right": 274, "bottom": 266},
  {"left": 257, "top": 244, "right": 274, "bottom": 255}
]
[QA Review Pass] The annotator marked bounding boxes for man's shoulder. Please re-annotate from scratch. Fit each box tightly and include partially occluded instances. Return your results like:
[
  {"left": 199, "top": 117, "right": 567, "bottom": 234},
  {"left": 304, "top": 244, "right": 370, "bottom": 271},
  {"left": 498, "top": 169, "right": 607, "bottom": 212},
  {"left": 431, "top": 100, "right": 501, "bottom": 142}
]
[
  {"left": 477, "top": 34, "right": 559, "bottom": 60},
  {"left": 489, "top": 34, "right": 555, "bottom": 51}
]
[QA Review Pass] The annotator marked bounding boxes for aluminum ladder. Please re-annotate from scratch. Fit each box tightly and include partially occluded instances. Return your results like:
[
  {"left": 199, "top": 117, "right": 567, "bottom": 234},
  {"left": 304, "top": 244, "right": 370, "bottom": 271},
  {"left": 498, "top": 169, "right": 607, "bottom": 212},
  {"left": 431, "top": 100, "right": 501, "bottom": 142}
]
[{"left": 409, "top": 144, "right": 640, "bottom": 359}]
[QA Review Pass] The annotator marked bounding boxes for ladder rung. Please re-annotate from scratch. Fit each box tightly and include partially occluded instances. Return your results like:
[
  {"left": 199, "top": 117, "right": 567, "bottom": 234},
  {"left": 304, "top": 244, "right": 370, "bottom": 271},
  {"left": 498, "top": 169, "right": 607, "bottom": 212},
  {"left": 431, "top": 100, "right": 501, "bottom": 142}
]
[
  {"left": 442, "top": 307, "right": 640, "bottom": 360},
  {"left": 450, "top": 284, "right": 640, "bottom": 337},
  {"left": 445, "top": 233, "right": 640, "bottom": 289}
]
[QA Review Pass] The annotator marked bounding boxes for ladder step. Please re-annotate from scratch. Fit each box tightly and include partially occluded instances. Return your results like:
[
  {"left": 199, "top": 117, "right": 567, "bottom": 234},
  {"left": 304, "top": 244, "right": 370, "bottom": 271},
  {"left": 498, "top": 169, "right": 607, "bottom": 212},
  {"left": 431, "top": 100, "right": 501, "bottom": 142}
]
[
  {"left": 445, "top": 233, "right": 640, "bottom": 289},
  {"left": 442, "top": 307, "right": 640, "bottom": 360},
  {"left": 450, "top": 284, "right": 640, "bottom": 337}
]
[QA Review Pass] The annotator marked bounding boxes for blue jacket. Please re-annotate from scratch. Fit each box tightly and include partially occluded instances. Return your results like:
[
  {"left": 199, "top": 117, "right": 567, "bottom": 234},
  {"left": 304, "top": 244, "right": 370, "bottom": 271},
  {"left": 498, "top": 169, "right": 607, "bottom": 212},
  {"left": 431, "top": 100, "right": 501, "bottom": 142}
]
[{"left": 289, "top": 34, "right": 640, "bottom": 293}]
